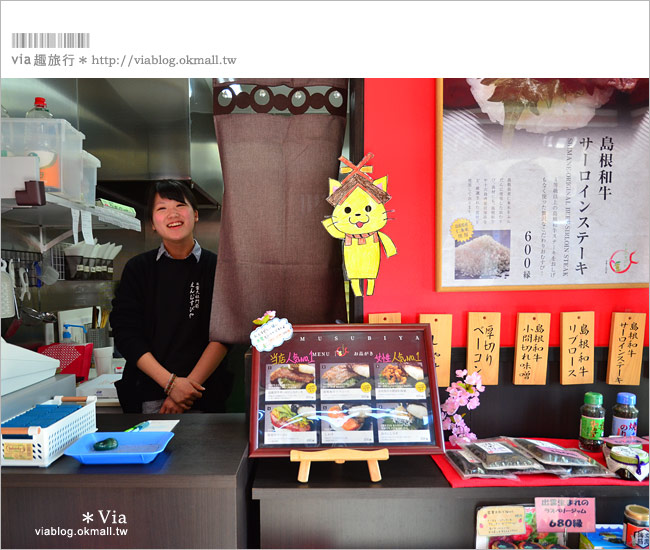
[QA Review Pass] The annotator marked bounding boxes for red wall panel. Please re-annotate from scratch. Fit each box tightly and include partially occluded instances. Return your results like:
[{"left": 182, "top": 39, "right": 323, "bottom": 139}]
[{"left": 363, "top": 78, "right": 649, "bottom": 347}]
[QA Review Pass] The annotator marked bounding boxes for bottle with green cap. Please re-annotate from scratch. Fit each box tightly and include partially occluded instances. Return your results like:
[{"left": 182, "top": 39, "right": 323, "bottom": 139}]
[
  {"left": 579, "top": 392, "right": 605, "bottom": 452},
  {"left": 612, "top": 392, "right": 638, "bottom": 437}
]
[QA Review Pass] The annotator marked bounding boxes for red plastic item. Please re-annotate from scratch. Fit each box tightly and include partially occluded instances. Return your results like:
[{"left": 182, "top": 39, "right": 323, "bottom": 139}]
[{"left": 37, "top": 343, "right": 94, "bottom": 382}]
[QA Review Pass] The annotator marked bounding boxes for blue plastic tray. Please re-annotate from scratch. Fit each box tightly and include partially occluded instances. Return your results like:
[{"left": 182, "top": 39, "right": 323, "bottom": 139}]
[{"left": 64, "top": 432, "right": 174, "bottom": 465}]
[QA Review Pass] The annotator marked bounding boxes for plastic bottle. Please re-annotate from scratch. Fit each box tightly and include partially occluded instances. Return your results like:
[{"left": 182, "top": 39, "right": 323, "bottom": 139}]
[
  {"left": 62, "top": 324, "right": 87, "bottom": 344},
  {"left": 25, "top": 97, "right": 52, "bottom": 119},
  {"left": 579, "top": 391, "right": 605, "bottom": 452},
  {"left": 24, "top": 97, "right": 59, "bottom": 191},
  {"left": 611, "top": 392, "right": 638, "bottom": 437},
  {"left": 61, "top": 325, "right": 74, "bottom": 344}
]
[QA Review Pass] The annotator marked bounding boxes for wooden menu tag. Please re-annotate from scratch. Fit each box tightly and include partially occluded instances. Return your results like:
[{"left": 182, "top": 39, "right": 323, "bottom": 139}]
[
  {"left": 466, "top": 312, "right": 501, "bottom": 385},
  {"left": 368, "top": 313, "right": 401, "bottom": 324},
  {"left": 606, "top": 312, "right": 646, "bottom": 386},
  {"left": 419, "top": 314, "right": 452, "bottom": 387},
  {"left": 513, "top": 313, "right": 550, "bottom": 385},
  {"left": 560, "top": 312, "right": 595, "bottom": 385}
]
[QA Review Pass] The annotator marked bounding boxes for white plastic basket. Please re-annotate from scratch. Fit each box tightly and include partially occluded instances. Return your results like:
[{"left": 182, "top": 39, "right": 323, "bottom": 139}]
[{"left": 1, "top": 395, "right": 97, "bottom": 467}]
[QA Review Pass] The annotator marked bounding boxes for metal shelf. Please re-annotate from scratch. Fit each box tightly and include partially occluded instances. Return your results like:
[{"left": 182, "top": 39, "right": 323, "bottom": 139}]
[
  {"left": 1, "top": 192, "right": 141, "bottom": 232},
  {"left": 1, "top": 155, "right": 140, "bottom": 232}
]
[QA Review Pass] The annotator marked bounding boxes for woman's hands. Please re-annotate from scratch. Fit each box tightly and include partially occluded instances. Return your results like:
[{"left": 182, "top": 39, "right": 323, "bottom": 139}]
[
  {"left": 159, "top": 377, "right": 204, "bottom": 413},
  {"left": 159, "top": 396, "right": 184, "bottom": 414},
  {"left": 136, "top": 343, "right": 227, "bottom": 414},
  {"left": 168, "top": 377, "right": 204, "bottom": 410}
]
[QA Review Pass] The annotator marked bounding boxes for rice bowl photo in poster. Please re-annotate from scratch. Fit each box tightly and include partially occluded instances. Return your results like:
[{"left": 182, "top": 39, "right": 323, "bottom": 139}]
[{"left": 454, "top": 230, "right": 511, "bottom": 280}]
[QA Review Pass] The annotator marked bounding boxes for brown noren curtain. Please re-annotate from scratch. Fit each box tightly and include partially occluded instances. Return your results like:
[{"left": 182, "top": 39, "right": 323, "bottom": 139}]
[{"left": 210, "top": 79, "right": 348, "bottom": 345}]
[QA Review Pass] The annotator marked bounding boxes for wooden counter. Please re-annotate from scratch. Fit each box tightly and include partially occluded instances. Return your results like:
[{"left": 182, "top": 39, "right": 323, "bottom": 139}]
[
  {"left": 253, "top": 454, "right": 648, "bottom": 549},
  {"left": 1, "top": 413, "right": 250, "bottom": 549}
]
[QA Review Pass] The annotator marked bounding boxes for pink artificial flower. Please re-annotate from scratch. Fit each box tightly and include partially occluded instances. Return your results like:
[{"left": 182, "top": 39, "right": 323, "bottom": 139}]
[
  {"left": 448, "top": 382, "right": 465, "bottom": 395},
  {"left": 449, "top": 382, "right": 472, "bottom": 400},
  {"left": 253, "top": 310, "right": 277, "bottom": 325},
  {"left": 441, "top": 368, "right": 485, "bottom": 445},
  {"left": 441, "top": 397, "right": 460, "bottom": 416},
  {"left": 466, "top": 396, "right": 481, "bottom": 410},
  {"left": 453, "top": 422, "right": 470, "bottom": 437}
]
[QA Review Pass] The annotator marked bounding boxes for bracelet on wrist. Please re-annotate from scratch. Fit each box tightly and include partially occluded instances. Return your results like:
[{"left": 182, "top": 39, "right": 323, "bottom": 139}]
[{"left": 164, "top": 373, "right": 177, "bottom": 395}]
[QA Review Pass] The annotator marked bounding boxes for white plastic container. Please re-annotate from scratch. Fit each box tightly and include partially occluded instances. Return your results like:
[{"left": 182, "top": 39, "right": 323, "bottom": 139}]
[
  {"left": 81, "top": 150, "right": 100, "bottom": 206},
  {"left": 1, "top": 396, "right": 97, "bottom": 467},
  {"left": 0, "top": 117, "right": 85, "bottom": 202}
]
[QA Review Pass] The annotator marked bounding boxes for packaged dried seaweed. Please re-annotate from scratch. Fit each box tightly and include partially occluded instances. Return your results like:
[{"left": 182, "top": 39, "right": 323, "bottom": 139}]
[
  {"left": 559, "top": 455, "right": 617, "bottom": 479},
  {"left": 462, "top": 438, "right": 544, "bottom": 471},
  {"left": 445, "top": 449, "right": 519, "bottom": 480},
  {"left": 510, "top": 438, "right": 594, "bottom": 467},
  {"left": 514, "top": 462, "right": 570, "bottom": 476}
]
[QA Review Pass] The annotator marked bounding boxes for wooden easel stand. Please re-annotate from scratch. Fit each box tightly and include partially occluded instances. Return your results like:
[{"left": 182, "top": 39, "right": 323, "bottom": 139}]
[{"left": 289, "top": 448, "right": 390, "bottom": 483}]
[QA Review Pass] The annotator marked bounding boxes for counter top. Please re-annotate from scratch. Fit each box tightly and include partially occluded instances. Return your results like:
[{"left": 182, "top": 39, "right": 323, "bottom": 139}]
[
  {"left": 2, "top": 413, "right": 249, "bottom": 488},
  {"left": 1, "top": 413, "right": 251, "bottom": 549}
]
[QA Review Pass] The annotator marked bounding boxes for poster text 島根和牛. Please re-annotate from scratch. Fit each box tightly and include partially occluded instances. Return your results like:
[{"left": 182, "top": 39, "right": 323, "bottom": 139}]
[{"left": 437, "top": 78, "right": 649, "bottom": 290}]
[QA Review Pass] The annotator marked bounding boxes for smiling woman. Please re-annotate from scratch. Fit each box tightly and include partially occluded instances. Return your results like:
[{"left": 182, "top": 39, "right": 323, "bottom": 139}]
[
  {"left": 150, "top": 188, "right": 199, "bottom": 256},
  {"left": 110, "top": 180, "right": 231, "bottom": 413}
]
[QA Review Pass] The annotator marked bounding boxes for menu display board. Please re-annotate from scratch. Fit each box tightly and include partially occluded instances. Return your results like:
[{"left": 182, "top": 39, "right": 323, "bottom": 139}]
[{"left": 249, "top": 324, "right": 445, "bottom": 457}]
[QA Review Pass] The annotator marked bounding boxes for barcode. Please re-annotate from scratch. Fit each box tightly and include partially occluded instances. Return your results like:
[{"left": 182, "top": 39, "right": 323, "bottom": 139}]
[{"left": 11, "top": 33, "right": 90, "bottom": 48}]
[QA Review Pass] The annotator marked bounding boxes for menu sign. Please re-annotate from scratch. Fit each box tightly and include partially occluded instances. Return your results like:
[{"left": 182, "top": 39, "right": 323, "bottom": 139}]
[
  {"left": 437, "top": 78, "right": 649, "bottom": 291},
  {"left": 249, "top": 324, "right": 445, "bottom": 457}
]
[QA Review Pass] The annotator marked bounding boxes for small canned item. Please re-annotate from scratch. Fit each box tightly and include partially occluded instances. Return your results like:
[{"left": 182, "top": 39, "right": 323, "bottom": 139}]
[
  {"left": 606, "top": 446, "right": 649, "bottom": 482},
  {"left": 623, "top": 504, "right": 649, "bottom": 549},
  {"left": 612, "top": 392, "right": 638, "bottom": 437}
]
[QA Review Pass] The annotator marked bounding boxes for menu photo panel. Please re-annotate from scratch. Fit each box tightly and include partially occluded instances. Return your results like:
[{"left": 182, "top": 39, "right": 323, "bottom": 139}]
[{"left": 249, "top": 324, "right": 445, "bottom": 457}]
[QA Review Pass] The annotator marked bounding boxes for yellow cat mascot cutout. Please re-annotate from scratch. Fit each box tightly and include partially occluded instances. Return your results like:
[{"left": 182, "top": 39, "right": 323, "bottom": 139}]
[{"left": 322, "top": 153, "right": 396, "bottom": 297}]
